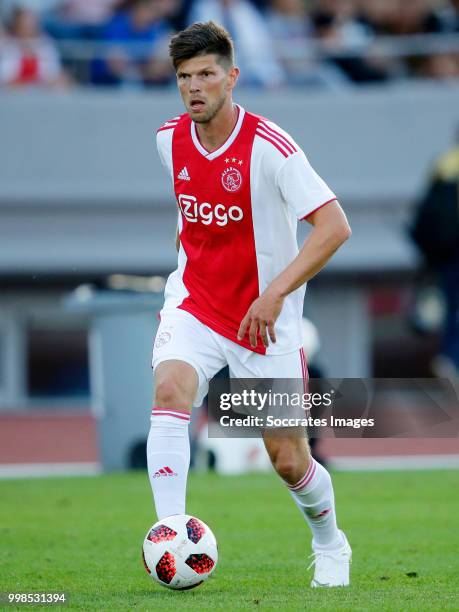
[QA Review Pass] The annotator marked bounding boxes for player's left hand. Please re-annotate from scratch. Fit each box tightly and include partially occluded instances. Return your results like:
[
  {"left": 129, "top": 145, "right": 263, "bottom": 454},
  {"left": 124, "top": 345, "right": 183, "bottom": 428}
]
[{"left": 237, "top": 288, "right": 284, "bottom": 348}]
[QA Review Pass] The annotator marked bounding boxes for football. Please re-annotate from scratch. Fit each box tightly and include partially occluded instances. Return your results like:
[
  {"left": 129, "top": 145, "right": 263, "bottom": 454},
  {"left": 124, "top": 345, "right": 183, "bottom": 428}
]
[{"left": 142, "top": 514, "right": 218, "bottom": 590}]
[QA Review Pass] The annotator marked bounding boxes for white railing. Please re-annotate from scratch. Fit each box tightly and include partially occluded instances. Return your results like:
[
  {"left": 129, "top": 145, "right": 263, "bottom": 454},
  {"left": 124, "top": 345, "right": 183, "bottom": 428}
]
[{"left": 50, "top": 32, "right": 459, "bottom": 61}]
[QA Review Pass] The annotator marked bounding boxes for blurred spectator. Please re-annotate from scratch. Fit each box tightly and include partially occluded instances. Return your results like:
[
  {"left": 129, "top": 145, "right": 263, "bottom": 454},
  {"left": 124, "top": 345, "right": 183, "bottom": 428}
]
[
  {"left": 91, "top": 0, "right": 175, "bottom": 87},
  {"left": 356, "top": 0, "right": 399, "bottom": 35},
  {"left": 3, "top": 0, "right": 458, "bottom": 88},
  {"left": 310, "top": 0, "right": 391, "bottom": 82},
  {"left": 382, "top": 0, "right": 447, "bottom": 35},
  {"left": 0, "top": 6, "right": 69, "bottom": 88},
  {"left": 266, "top": 0, "right": 313, "bottom": 82},
  {"left": 188, "top": 0, "right": 286, "bottom": 87},
  {"left": 44, "top": 0, "right": 121, "bottom": 40},
  {"left": 167, "top": 0, "right": 194, "bottom": 31},
  {"left": 359, "top": 1, "right": 459, "bottom": 79},
  {"left": 419, "top": 52, "right": 459, "bottom": 80},
  {"left": 358, "top": 0, "right": 459, "bottom": 34},
  {"left": 311, "top": 0, "right": 372, "bottom": 43},
  {"left": 266, "top": 0, "right": 351, "bottom": 88},
  {"left": 410, "top": 134, "right": 459, "bottom": 377},
  {"left": 439, "top": 0, "right": 459, "bottom": 31},
  {"left": 267, "top": 0, "right": 313, "bottom": 43}
]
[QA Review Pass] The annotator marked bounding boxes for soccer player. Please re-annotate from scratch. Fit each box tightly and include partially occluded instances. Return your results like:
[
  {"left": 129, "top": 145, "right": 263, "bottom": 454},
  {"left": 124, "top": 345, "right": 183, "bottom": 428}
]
[{"left": 149, "top": 21, "right": 352, "bottom": 587}]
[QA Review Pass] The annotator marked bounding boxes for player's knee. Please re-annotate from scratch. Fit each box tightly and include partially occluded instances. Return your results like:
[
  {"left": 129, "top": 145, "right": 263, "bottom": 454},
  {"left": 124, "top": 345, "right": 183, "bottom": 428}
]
[
  {"left": 154, "top": 378, "right": 188, "bottom": 408},
  {"left": 272, "top": 450, "right": 298, "bottom": 481}
]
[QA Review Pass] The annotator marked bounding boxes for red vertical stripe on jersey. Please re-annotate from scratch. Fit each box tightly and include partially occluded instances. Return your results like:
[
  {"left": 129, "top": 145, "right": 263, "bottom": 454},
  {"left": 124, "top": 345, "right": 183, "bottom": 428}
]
[{"left": 172, "top": 112, "right": 266, "bottom": 354}]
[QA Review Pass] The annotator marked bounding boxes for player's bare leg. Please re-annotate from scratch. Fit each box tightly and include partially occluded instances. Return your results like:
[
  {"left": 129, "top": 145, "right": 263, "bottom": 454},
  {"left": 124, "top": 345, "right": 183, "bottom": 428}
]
[
  {"left": 263, "top": 429, "right": 351, "bottom": 587},
  {"left": 154, "top": 360, "right": 198, "bottom": 411},
  {"left": 147, "top": 360, "right": 197, "bottom": 519}
]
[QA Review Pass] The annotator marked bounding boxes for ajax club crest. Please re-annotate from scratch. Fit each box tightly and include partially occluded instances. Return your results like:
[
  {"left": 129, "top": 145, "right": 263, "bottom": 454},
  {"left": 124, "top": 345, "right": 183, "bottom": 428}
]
[
  {"left": 222, "top": 158, "right": 243, "bottom": 192},
  {"left": 155, "top": 330, "right": 172, "bottom": 348}
]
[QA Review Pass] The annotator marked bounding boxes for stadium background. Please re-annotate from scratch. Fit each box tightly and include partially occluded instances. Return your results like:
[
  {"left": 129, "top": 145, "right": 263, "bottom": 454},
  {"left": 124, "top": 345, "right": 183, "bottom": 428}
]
[{"left": 1, "top": 0, "right": 458, "bottom": 475}]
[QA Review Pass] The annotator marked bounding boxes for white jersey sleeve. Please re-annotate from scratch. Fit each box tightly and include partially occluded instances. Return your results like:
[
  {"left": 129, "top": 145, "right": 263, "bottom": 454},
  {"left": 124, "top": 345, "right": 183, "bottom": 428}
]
[
  {"left": 276, "top": 151, "right": 336, "bottom": 220},
  {"left": 254, "top": 118, "right": 336, "bottom": 221},
  {"left": 156, "top": 126, "right": 174, "bottom": 181}
]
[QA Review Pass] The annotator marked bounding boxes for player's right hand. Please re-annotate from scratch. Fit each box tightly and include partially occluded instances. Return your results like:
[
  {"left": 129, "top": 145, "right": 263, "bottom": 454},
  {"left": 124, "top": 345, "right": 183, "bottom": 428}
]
[{"left": 237, "top": 288, "right": 283, "bottom": 348}]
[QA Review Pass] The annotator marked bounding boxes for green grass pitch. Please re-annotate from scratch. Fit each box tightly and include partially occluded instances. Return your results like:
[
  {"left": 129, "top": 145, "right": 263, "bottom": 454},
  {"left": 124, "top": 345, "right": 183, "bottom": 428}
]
[{"left": 1, "top": 470, "right": 459, "bottom": 611}]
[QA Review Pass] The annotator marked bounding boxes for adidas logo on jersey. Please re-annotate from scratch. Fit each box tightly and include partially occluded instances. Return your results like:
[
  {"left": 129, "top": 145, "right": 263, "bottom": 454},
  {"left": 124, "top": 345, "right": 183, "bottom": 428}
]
[
  {"left": 153, "top": 466, "right": 178, "bottom": 478},
  {"left": 177, "top": 166, "right": 191, "bottom": 181}
]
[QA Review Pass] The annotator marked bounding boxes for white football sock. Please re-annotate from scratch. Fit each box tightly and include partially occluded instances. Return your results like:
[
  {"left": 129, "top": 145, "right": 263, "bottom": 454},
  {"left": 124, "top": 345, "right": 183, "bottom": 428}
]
[
  {"left": 287, "top": 458, "right": 343, "bottom": 550},
  {"left": 147, "top": 407, "right": 190, "bottom": 520}
]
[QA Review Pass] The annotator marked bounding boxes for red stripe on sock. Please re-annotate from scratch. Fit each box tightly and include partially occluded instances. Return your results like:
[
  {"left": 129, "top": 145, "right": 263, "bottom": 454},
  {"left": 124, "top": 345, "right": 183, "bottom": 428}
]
[
  {"left": 295, "top": 461, "right": 316, "bottom": 490},
  {"left": 288, "top": 464, "right": 312, "bottom": 491},
  {"left": 152, "top": 406, "right": 190, "bottom": 414},
  {"left": 152, "top": 406, "right": 191, "bottom": 421},
  {"left": 288, "top": 459, "right": 317, "bottom": 491},
  {"left": 152, "top": 411, "right": 190, "bottom": 421}
]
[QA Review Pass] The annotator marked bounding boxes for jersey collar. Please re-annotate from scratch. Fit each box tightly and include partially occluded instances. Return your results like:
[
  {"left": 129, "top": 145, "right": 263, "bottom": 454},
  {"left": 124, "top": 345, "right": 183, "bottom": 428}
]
[{"left": 190, "top": 104, "right": 245, "bottom": 161}]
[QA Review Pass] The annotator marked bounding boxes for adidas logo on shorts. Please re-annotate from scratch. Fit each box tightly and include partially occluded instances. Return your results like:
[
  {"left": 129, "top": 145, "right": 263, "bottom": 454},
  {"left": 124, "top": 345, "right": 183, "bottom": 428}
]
[{"left": 177, "top": 166, "right": 191, "bottom": 181}]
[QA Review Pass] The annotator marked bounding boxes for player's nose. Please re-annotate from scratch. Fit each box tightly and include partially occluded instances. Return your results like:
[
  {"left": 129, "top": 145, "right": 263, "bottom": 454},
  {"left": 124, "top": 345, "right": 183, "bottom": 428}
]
[{"left": 189, "top": 76, "right": 201, "bottom": 92}]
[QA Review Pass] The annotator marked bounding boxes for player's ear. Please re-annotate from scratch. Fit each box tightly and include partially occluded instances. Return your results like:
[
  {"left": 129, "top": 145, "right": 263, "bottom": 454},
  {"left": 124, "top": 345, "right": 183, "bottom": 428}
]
[{"left": 228, "top": 66, "right": 240, "bottom": 90}]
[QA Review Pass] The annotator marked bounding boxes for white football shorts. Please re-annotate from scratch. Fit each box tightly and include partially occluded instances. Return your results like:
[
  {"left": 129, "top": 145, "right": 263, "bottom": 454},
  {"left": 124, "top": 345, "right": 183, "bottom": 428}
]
[{"left": 152, "top": 308, "right": 308, "bottom": 407}]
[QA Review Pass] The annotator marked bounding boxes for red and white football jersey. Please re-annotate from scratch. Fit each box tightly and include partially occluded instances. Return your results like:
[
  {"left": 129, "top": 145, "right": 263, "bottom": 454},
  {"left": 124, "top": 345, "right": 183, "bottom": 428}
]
[{"left": 156, "top": 105, "right": 336, "bottom": 355}]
